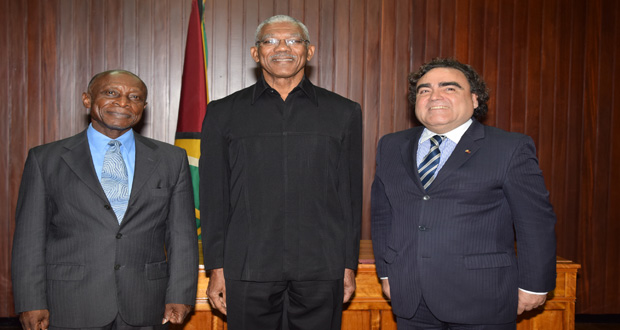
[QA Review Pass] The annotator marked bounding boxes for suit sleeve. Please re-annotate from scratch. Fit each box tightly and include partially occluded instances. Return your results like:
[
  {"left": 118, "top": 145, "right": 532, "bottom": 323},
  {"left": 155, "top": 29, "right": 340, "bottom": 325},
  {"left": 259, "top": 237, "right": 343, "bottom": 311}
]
[
  {"left": 370, "top": 137, "right": 393, "bottom": 278},
  {"left": 344, "top": 104, "right": 363, "bottom": 270},
  {"left": 165, "top": 151, "right": 199, "bottom": 305},
  {"left": 504, "top": 136, "right": 557, "bottom": 292},
  {"left": 199, "top": 103, "right": 230, "bottom": 270},
  {"left": 12, "top": 149, "right": 49, "bottom": 313}
]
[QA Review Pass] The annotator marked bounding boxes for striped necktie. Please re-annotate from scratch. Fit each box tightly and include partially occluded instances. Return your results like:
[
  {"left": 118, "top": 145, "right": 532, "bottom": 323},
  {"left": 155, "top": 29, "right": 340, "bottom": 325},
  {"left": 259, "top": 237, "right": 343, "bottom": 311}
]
[
  {"left": 418, "top": 135, "right": 444, "bottom": 189},
  {"left": 101, "top": 140, "right": 130, "bottom": 223}
]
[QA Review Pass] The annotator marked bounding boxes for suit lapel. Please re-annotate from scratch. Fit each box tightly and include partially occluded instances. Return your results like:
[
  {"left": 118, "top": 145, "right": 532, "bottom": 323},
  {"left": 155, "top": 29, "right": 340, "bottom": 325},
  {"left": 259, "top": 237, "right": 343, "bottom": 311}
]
[
  {"left": 430, "top": 120, "right": 485, "bottom": 188},
  {"left": 61, "top": 131, "right": 109, "bottom": 202},
  {"left": 129, "top": 134, "right": 160, "bottom": 205},
  {"left": 400, "top": 127, "right": 426, "bottom": 191}
]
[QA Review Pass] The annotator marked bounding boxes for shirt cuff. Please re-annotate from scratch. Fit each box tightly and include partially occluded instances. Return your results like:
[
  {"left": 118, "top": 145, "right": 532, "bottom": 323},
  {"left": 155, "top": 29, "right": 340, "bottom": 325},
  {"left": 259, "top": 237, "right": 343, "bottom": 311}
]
[{"left": 519, "top": 288, "right": 547, "bottom": 295}]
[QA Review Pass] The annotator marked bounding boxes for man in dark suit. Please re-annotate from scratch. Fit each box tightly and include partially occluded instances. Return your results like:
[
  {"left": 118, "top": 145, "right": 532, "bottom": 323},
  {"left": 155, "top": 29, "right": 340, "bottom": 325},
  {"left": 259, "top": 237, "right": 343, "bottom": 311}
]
[
  {"left": 371, "top": 58, "right": 556, "bottom": 329},
  {"left": 12, "top": 70, "right": 198, "bottom": 330},
  {"left": 200, "top": 15, "right": 362, "bottom": 330}
]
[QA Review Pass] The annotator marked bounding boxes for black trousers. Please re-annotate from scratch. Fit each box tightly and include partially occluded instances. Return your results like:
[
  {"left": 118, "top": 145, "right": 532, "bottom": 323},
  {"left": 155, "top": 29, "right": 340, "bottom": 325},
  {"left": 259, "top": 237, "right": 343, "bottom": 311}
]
[
  {"left": 226, "top": 279, "right": 343, "bottom": 330},
  {"left": 396, "top": 297, "right": 516, "bottom": 330}
]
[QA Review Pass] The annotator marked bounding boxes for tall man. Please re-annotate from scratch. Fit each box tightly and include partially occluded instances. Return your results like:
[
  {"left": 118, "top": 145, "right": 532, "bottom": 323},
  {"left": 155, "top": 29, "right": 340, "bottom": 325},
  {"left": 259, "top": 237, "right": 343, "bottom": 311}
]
[
  {"left": 371, "top": 58, "right": 557, "bottom": 329},
  {"left": 200, "top": 15, "right": 362, "bottom": 330},
  {"left": 12, "top": 70, "right": 198, "bottom": 330}
]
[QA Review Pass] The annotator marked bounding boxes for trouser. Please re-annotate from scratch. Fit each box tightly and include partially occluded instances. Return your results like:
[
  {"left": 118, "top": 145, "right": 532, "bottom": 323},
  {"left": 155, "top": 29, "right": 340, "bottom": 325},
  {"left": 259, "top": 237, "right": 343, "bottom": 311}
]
[
  {"left": 226, "top": 278, "right": 343, "bottom": 330},
  {"left": 396, "top": 297, "right": 516, "bottom": 330},
  {"left": 49, "top": 313, "right": 168, "bottom": 330}
]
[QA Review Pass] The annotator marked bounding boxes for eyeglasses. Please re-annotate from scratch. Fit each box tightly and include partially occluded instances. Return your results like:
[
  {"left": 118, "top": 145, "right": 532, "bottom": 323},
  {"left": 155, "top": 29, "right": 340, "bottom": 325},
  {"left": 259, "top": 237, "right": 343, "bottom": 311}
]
[{"left": 256, "top": 38, "right": 309, "bottom": 48}]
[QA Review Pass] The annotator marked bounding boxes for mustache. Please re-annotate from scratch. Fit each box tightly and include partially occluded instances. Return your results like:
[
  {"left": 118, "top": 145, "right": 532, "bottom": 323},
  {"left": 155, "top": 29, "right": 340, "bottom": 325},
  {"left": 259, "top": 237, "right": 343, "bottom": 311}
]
[{"left": 269, "top": 53, "right": 298, "bottom": 60}]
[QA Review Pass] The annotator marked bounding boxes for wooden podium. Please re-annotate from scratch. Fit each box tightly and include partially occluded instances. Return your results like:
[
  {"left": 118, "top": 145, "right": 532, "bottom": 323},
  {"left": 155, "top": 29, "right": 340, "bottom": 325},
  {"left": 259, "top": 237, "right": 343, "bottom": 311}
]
[{"left": 174, "top": 240, "right": 579, "bottom": 330}]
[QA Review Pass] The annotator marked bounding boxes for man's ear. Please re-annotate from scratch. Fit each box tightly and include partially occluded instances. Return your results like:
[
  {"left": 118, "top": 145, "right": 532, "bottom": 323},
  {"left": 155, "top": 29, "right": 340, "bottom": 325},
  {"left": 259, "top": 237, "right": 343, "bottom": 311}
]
[
  {"left": 250, "top": 46, "right": 260, "bottom": 63},
  {"left": 471, "top": 93, "right": 479, "bottom": 110},
  {"left": 306, "top": 44, "right": 315, "bottom": 61},
  {"left": 82, "top": 92, "right": 92, "bottom": 109}
]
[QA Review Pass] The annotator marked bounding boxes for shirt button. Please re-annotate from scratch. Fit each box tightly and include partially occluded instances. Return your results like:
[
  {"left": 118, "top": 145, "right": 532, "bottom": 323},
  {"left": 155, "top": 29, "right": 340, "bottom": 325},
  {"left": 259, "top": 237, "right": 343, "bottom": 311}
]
[
  {"left": 114, "top": 264, "right": 121, "bottom": 270},
  {"left": 116, "top": 233, "right": 122, "bottom": 239},
  {"left": 419, "top": 226, "right": 427, "bottom": 231},
  {"left": 422, "top": 195, "right": 430, "bottom": 201},
  {"left": 104, "top": 205, "right": 111, "bottom": 210}
]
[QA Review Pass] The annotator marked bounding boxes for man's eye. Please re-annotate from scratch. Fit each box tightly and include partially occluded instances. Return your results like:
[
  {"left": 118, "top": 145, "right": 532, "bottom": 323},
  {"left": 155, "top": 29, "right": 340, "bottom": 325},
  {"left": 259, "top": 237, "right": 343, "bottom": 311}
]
[
  {"left": 262, "top": 38, "right": 279, "bottom": 46},
  {"left": 285, "top": 39, "right": 303, "bottom": 46},
  {"left": 418, "top": 90, "right": 429, "bottom": 94},
  {"left": 105, "top": 90, "right": 118, "bottom": 96}
]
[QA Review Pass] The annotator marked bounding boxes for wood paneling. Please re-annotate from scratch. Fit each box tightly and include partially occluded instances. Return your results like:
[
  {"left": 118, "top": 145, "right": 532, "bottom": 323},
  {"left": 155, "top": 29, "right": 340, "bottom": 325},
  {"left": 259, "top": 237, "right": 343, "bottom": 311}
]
[
  {"left": 1, "top": 0, "right": 619, "bottom": 317},
  {"left": 0, "top": 0, "right": 193, "bottom": 316}
]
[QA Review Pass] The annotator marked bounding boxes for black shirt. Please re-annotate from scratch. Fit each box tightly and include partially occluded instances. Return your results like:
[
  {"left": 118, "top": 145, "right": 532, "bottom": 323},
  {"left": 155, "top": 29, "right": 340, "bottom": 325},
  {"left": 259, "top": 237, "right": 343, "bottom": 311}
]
[{"left": 200, "top": 77, "right": 362, "bottom": 281}]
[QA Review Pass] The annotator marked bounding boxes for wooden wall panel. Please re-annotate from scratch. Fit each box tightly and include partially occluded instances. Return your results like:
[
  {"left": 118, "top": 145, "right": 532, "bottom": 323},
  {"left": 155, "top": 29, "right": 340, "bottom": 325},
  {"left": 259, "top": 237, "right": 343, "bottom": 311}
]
[
  {"left": 606, "top": 0, "right": 620, "bottom": 308},
  {"left": 580, "top": 0, "right": 602, "bottom": 314},
  {"left": 2, "top": 0, "right": 620, "bottom": 317},
  {"left": 0, "top": 0, "right": 192, "bottom": 316},
  {"left": 0, "top": 0, "right": 10, "bottom": 315},
  {"left": 597, "top": 0, "right": 616, "bottom": 312},
  {"left": 1, "top": 0, "right": 28, "bottom": 316}
]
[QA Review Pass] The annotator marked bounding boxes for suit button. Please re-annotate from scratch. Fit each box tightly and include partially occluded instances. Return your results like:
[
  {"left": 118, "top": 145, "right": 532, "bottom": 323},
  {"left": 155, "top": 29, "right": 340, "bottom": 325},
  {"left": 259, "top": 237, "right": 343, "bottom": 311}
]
[
  {"left": 114, "top": 264, "right": 121, "bottom": 270},
  {"left": 419, "top": 226, "right": 427, "bottom": 231},
  {"left": 116, "top": 233, "right": 122, "bottom": 239},
  {"left": 104, "top": 204, "right": 111, "bottom": 210},
  {"left": 422, "top": 195, "right": 430, "bottom": 200}
]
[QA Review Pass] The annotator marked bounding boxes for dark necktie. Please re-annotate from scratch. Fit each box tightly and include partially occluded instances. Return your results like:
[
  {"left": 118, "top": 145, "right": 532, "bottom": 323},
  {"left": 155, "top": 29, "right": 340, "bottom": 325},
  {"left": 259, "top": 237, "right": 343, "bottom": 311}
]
[{"left": 418, "top": 135, "right": 444, "bottom": 189}]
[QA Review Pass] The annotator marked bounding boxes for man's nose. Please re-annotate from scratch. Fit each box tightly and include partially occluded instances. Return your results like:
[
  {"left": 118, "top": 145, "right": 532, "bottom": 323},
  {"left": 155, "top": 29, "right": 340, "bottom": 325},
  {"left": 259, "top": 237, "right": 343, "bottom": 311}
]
[
  {"left": 274, "top": 39, "right": 291, "bottom": 50},
  {"left": 115, "top": 95, "right": 131, "bottom": 106},
  {"left": 429, "top": 89, "right": 442, "bottom": 100}
]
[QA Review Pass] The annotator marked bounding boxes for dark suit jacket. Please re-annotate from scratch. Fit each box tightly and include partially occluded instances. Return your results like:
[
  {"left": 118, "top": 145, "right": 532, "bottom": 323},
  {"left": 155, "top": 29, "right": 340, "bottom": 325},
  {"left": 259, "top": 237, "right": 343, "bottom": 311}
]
[
  {"left": 12, "top": 130, "right": 198, "bottom": 328},
  {"left": 371, "top": 120, "right": 556, "bottom": 324}
]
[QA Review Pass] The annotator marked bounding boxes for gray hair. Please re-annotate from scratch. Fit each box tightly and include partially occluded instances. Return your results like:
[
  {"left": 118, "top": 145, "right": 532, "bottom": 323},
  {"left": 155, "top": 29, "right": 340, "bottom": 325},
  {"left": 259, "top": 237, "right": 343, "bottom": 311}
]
[{"left": 254, "top": 15, "right": 310, "bottom": 43}]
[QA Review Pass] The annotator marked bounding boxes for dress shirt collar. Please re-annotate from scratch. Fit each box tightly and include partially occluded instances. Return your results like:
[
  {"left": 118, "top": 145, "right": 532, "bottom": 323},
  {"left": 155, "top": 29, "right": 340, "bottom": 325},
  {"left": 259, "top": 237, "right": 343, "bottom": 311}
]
[
  {"left": 252, "top": 75, "right": 318, "bottom": 106},
  {"left": 86, "top": 123, "right": 136, "bottom": 153},
  {"left": 419, "top": 118, "right": 473, "bottom": 145}
]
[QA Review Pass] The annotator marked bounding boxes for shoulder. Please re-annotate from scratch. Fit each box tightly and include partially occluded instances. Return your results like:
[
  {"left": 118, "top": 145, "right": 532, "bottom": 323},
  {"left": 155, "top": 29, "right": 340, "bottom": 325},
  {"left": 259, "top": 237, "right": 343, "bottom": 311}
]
[
  {"left": 135, "top": 134, "right": 187, "bottom": 157},
  {"left": 204, "top": 85, "right": 255, "bottom": 125},
  {"left": 481, "top": 124, "right": 533, "bottom": 145},
  {"left": 380, "top": 127, "right": 421, "bottom": 145},
  {"left": 208, "top": 85, "right": 254, "bottom": 109},
  {"left": 29, "top": 131, "right": 87, "bottom": 158},
  {"left": 472, "top": 124, "right": 538, "bottom": 160},
  {"left": 313, "top": 85, "right": 360, "bottom": 110}
]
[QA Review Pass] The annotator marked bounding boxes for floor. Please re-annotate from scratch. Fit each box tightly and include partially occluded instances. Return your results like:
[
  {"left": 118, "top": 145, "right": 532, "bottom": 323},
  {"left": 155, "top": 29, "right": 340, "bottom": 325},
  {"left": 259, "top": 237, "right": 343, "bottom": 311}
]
[
  {"left": 574, "top": 315, "right": 620, "bottom": 330},
  {"left": 1, "top": 317, "right": 619, "bottom": 329},
  {"left": 576, "top": 326, "right": 620, "bottom": 330}
]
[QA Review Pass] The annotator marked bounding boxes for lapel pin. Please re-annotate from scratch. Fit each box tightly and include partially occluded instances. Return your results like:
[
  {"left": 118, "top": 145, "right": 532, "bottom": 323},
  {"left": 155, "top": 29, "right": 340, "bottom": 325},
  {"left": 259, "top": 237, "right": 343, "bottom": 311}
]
[{"left": 465, "top": 149, "right": 471, "bottom": 154}]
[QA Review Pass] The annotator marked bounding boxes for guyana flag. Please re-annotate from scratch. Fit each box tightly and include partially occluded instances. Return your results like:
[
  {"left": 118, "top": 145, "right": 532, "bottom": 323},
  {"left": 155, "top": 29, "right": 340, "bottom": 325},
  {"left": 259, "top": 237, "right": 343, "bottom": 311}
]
[{"left": 175, "top": 0, "right": 208, "bottom": 258}]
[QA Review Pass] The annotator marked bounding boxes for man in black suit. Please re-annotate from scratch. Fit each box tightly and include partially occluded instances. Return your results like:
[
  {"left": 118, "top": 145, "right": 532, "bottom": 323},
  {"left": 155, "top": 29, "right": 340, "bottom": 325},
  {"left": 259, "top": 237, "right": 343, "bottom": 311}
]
[
  {"left": 200, "top": 15, "right": 362, "bottom": 330},
  {"left": 12, "top": 70, "right": 198, "bottom": 330},
  {"left": 371, "top": 58, "right": 556, "bottom": 329}
]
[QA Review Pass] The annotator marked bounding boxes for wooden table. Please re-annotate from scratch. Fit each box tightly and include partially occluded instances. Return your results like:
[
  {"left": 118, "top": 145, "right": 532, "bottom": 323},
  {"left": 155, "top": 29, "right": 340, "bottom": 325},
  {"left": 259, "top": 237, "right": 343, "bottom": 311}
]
[{"left": 174, "top": 240, "right": 580, "bottom": 330}]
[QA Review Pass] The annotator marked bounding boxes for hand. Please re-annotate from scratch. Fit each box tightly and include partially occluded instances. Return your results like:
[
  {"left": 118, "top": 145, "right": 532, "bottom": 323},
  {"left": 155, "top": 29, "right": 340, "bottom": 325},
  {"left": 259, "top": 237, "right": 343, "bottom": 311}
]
[
  {"left": 343, "top": 268, "right": 356, "bottom": 303},
  {"left": 162, "top": 303, "right": 192, "bottom": 324},
  {"left": 207, "top": 268, "right": 227, "bottom": 315},
  {"left": 517, "top": 290, "right": 547, "bottom": 315},
  {"left": 19, "top": 309, "right": 49, "bottom": 330},
  {"left": 381, "top": 278, "right": 391, "bottom": 299}
]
